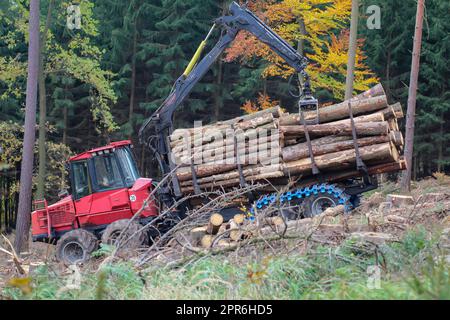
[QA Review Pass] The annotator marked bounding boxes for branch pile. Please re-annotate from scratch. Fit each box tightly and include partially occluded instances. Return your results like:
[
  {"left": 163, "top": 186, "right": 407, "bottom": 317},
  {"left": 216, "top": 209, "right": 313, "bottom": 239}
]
[{"left": 170, "top": 84, "right": 405, "bottom": 195}]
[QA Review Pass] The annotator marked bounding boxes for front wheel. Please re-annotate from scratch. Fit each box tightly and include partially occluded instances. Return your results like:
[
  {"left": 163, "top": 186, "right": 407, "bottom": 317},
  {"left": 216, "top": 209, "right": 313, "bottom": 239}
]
[
  {"left": 101, "top": 219, "right": 148, "bottom": 249},
  {"left": 55, "top": 229, "right": 98, "bottom": 264}
]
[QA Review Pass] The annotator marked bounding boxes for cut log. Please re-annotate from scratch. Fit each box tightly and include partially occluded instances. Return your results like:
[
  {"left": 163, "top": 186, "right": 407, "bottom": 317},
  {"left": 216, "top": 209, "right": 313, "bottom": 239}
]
[
  {"left": 280, "top": 121, "right": 389, "bottom": 138},
  {"left": 283, "top": 142, "right": 397, "bottom": 175},
  {"left": 387, "top": 118, "right": 399, "bottom": 131},
  {"left": 229, "top": 220, "right": 242, "bottom": 241},
  {"left": 172, "top": 133, "right": 279, "bottom": 157},
  {"left": 386, "top": 194, "right": 415, "bottom": 207},
  {"left": 176, "top": 164, "right": 236, "bottom": 181},
  {"left": 353, "top": 83, "right": 386, "bottom": 100},
  {"left": 176, "top": 144, "right": 281, "bottom": 167},
  {"left": 279, "top": 95, "right": 388, "bottom": 125},
  {"left": 233, "top": 214, "right": 245, "bottom": 225},
  {"left": 349, "top": 232, "right": 396, "bottom": 245},
  {"left": 190, "top": 226, "right": 207, "bottom": 246},
  {"left": 217, "top": 106, "right": 282, "bottom": 126},
  {"left": 206, "top": 213, "right": 224, "bottom": 235},
  {"left": 282, "top": 135, "right": 391, "bottom": 162},
  {"left": 170, "top": 106, "right": 281, "bottom": 141},
  {"left": 234, "top": 113, "right": 274, "bottom": 130},
  {"left": 217, "top": 239, "right": 233, "bottom": 247},
  {"left": 332, "top": 111, "right": 385, "bottom": 125},
  {"left": 179, "top": 164, "right": 281, "bottom": 187},
  {"left": 389, "top": 131, "right": 404, "bottom": 147},
  {"left": 180, "top": 168, "right": 285, "bottom": 193},
  {"left": 388, "top": 102, "right": 404, "bottom": 119},
  {"left": 201, "top": 235, "right": 214, "bottom": 248}
]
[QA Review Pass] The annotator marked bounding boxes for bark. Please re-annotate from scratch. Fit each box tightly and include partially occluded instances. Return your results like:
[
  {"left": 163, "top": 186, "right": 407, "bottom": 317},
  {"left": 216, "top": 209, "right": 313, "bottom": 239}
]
[
  {"left": 400, "top": 0, "right": 425, "bottom": 192},
  {"left": 128, "top": 22, "right": 138, "bottom": 139},
  {"left": 15, "top": 0, "right": 40, "bottom": 253},
  {"left": 280, "top": 121, "right": 389, "bottom": 138},
  {"left": 283, "top": 142, "right": 397, "bottom": 175},
  {"left": 382, "top": 102, "right": 403, "bottom": 119},
  {"left": 206, "top": 213, "right": 223, "bottom": 235},
  {"left": 345, "top": 0, "right": 359, "bottom": 100},
  {"left": 180, "top": 164, "right": 282, "bottom": 187},
  {"left": 282, "top": 135, "right": 391, "bottom": 162},
  {"left": 353, "top": 83, "right": 386, "bottom": 100},
  {"left": 180, "top": 169, "right": 285, "bottom": 193},
  {"left": 36, "top": 0, "right": 54, "bottom": 200},
  {"left": 279, "top": 95, "right": 388, "bottom": 125}
]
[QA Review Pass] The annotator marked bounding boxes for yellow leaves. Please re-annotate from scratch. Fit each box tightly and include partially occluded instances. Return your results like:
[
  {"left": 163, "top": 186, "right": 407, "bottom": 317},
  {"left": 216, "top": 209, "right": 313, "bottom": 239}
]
[
  {"left": 226, "top": 0, "right": 378, "bottom": 100},
  {"left": 7, "top": 277, "right": 33, "bottom": 295}
]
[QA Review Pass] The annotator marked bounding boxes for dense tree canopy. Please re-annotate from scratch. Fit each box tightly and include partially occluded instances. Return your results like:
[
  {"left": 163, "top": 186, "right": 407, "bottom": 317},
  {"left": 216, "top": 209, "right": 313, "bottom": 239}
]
[{"left": 0, "top": 0, "right": 449, "bottom": 232}]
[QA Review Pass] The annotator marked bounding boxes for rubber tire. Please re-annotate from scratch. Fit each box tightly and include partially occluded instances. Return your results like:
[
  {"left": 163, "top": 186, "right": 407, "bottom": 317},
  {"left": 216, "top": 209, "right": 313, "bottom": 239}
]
[
  {"left": 302, "top": 193, "right": 339, "bottom": 218},
  {"left": 101, "top": 219, "right": 148, "bottom": 249},
  {"left": 55, "top": 229, "right": 98, "bottom": 265}
]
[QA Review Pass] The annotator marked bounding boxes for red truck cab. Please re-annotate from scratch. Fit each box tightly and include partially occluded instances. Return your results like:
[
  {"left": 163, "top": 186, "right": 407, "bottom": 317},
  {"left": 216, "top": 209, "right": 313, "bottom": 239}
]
[{"left": 31, "top": 140, "right": 158, "bottom": 243}]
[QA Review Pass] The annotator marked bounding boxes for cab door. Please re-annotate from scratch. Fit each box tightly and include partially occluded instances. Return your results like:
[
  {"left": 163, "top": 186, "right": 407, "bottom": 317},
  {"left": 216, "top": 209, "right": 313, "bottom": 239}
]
[{"left": 71, "top": 160, "right": 94, "bottom": 225}]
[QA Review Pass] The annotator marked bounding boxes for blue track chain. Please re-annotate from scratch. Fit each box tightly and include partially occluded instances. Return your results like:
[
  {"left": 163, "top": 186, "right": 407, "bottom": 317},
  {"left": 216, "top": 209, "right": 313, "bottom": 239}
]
[{"left": 247, "top": 183, "right": 358, "bottom": 220}]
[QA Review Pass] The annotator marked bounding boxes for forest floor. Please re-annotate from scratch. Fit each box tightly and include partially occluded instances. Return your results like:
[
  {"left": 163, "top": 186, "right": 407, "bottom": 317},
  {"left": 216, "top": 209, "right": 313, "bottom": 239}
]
[{"left": 0, "top": 175, "right": 449, "bottom": 300}]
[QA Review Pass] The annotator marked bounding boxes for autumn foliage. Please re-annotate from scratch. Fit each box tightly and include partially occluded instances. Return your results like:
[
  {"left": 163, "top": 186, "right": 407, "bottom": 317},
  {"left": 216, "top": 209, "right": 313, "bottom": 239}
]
[{"left": 225, "top": 0, "right": 378, "bottom": 112}]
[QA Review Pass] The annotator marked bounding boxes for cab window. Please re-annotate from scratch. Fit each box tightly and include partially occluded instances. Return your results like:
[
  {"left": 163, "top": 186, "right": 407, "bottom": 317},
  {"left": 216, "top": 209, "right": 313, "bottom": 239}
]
[
  {"left": 92, "top": 152, "right": 125, "bottom": 191},
  {"left": 72, "top": 161, "right": 91, "bottom": 199}
]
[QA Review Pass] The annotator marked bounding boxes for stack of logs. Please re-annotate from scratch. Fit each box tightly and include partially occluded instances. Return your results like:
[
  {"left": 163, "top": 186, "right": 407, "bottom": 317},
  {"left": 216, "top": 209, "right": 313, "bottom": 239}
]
[
  {"left": 190, "top": 212, "right": 289, "bottom": 248},
  {"left": 170, "top": 84, "right": 406, "bottom": 194},
  {"left": 189, "top": 205, "right": 347, "bottom": 249}
]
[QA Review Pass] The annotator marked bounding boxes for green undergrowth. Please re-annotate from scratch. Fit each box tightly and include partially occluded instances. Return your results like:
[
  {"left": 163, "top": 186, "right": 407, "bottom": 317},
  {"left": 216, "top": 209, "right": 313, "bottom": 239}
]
[{"left": 3, "top": 227, "right": 449, "bottom": 300}]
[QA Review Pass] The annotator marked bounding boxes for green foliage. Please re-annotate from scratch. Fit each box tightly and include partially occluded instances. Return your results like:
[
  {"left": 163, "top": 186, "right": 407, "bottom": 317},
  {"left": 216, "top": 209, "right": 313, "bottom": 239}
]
[
  {"left": 0, "top": 121, "right": 72, "bottom": 200},
  {"left": 360, "top": 0, "right": 450, "bottom": 176}
]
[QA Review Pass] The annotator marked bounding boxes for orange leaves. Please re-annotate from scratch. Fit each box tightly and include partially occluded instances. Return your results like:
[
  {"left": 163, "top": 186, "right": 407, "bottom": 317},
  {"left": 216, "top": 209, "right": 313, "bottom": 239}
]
[
  {"left": 225, "top": 0, "right": 378, "bottom": 100},
  {"left": 241, "top": 92, "right": 279, "bottom": 114}
]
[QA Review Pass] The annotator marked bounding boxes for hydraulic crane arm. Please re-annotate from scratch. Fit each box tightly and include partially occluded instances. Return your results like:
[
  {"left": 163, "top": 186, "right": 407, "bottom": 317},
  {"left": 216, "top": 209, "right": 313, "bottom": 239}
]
[{"left": 139, "top": 1, "right": 313, "bottom": 182}]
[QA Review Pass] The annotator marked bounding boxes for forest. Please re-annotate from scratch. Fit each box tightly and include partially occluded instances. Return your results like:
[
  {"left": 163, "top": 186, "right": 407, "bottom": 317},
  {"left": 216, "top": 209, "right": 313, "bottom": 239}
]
[
  {"left": 0, "top": 1, "right": 448, "bottom": 239},
  {"left": 0, "top": 0, "right": 449, "bottom": 302}
]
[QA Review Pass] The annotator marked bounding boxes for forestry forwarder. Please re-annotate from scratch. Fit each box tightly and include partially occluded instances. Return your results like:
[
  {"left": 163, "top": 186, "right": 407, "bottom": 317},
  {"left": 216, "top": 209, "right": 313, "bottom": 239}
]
[{"left": 31, "top": 2, "right": 378, "bottom": 264}]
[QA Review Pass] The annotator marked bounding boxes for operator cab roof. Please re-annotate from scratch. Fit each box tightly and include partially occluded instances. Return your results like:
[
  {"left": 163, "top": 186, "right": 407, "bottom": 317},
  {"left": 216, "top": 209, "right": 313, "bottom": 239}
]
[{"left": 68, "top": 140, "right": 132, "bottom": 162}]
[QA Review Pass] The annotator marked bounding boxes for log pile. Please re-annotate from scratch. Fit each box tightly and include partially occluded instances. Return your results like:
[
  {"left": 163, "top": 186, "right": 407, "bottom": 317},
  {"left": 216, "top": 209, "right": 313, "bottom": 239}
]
[
  {"left": 188, "top": 206, "right": 348, "bottom": 249},
  {"left": 170, "top": 84, "right": 405, "bottom": 194}
]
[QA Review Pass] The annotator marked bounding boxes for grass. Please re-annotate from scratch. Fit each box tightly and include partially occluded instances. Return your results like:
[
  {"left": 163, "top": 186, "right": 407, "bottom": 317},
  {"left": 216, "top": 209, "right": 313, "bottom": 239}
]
[{"left": 2, "top": 227, "right": 449, "bottom": 300}]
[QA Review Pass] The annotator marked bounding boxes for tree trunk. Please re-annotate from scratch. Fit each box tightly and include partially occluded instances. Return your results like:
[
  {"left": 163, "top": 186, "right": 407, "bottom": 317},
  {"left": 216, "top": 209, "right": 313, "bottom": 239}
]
[
  {"left": 437, "top": 112, "right": 443, "bottom": 172},
  {"left": 36, "top": 0, "right": 54, "bottom": 200},
  {"left": 345, "top": 0, "right": 359, "bottom": 100},
  {"left": 14, "top": 0, "right": 40, "bottom": 253},
  {"left": 128, "top": 22, "right": 138, "bottom": 139},
  {"left": 400, "top": 0, "right": 425, "bottom": 192}
]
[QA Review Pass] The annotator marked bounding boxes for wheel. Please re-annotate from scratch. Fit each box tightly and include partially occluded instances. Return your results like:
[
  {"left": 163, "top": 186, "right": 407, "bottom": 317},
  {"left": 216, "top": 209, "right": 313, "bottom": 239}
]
[
  {"left": 55, "top": 229, "right": 98, "bottom": 264},
  {"left": 252, "top": 183, "right": 355, "bottom": 219},
  {"left": 101, "top": 219, "right": 148, "bottom": 249}
]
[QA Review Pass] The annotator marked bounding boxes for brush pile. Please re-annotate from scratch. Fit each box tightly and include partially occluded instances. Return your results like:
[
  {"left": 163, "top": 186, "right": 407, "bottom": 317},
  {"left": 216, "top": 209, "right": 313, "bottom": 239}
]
[{"left": 169, "top": 84, "right": 405, "bottom": 194}]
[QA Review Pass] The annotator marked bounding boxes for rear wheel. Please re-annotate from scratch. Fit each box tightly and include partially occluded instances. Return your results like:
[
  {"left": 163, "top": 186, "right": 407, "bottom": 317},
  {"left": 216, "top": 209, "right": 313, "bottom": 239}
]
[
  {"left": 101, "top": 219, "right": 148, "bottom": 249},
  {"left": 55, "top": 229, "right": 98, "bottom": 264},
  {"left": 253, "top": 183, "right": 355, "bottom": 219}
]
